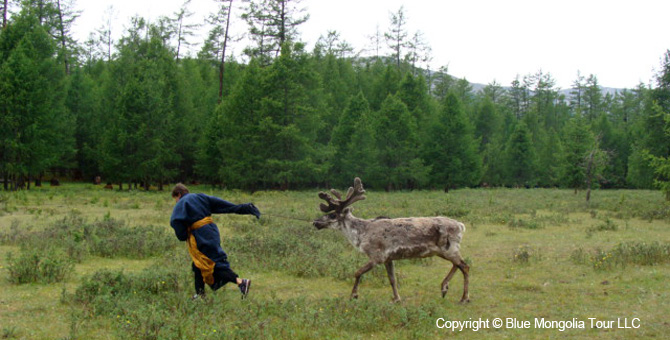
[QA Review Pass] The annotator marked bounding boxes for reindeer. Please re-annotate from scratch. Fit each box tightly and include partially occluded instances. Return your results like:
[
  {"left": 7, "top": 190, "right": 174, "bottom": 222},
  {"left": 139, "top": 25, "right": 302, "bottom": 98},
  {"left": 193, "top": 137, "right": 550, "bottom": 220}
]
[{"left": 313, "top": 178, "right": 470, "bottom": 303}]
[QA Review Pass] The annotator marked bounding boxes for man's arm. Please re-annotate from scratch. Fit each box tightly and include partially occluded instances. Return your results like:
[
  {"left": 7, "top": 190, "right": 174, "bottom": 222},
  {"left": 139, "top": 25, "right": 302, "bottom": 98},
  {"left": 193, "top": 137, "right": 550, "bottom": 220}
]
[
  {"left": 170, "top": 205, "right": 189, "bottom": 241},
  {"left": 208, "top": 195, "right": 261, "bottom": 219}
]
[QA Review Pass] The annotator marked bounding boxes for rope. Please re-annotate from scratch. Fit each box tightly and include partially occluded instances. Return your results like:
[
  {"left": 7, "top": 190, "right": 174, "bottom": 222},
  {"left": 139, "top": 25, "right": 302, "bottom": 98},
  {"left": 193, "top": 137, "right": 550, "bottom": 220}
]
[{"left": 263, "top": 213, "right": 314, "bottom": 222}]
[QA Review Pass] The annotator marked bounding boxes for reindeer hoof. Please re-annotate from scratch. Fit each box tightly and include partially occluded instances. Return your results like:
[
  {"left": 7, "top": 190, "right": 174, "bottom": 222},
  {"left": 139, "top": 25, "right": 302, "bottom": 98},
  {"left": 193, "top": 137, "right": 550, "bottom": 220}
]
[
  {"left": 350, "top": 294, "right": 359, "bottom": 300},
  {"left": 392, "top": 297, "right": 401, "bottom": 303},
  {"left": 459, "top": 298, "right": 470, "bottom": 304},
  {"left": 441, "top": 287, "right": 448, "bottom": 298}
]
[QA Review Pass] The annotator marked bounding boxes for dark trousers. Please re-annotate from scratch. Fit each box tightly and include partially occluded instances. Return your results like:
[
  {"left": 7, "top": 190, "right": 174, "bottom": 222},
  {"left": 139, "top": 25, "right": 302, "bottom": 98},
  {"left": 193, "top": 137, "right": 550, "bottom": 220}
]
[{"left": 192, "top": 262, "right": 239, "bottom": 294}]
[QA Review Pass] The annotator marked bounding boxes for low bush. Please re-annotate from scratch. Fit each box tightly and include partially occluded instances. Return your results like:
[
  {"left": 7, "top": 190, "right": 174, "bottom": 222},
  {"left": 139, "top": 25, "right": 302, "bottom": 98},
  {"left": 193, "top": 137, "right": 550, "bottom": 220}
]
[
  {"left": 6, "top": 247, "right": 74, "bottom": 284},
  {"left": 0, "top": 213, "right": 176, "bottom": 262},
  {"left": 507, "top": 218, "right": 541, "bottom": 230},
  {"left": 572, "top": 242, "right": 670, "bottom": 270},
  {"left": 586, "top": 218, "right": 618, "bottom": 237}
]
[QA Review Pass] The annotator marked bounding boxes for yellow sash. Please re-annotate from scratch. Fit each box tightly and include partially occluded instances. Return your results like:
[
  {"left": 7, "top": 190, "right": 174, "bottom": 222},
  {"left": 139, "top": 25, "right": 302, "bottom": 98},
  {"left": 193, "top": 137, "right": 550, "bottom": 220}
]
[{"left": 187, "top": 216, "right": 215, "bottom": 285}]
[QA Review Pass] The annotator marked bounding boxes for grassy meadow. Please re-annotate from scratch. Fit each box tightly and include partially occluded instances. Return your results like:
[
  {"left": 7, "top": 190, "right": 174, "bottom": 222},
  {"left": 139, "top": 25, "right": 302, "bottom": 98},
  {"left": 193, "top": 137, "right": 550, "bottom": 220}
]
[{"left": 0, "top": 184, "right": 669, "bottom": 339}]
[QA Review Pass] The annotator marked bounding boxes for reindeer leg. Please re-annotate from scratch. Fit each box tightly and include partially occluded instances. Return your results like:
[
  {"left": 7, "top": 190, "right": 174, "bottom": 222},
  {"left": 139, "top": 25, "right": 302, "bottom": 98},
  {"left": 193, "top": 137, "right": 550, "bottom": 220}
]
[
  {"left": 351, "top": 261, "right": 376, "bottom": 300},
  {"left": 384, "top": 261, "right": 401, "bottom": 303},
  {"left": 457, "top": 259, "right": 470, "bottom": 303},
  {"left": 441, "top": 264, "right": 458, "bottom": 298}
]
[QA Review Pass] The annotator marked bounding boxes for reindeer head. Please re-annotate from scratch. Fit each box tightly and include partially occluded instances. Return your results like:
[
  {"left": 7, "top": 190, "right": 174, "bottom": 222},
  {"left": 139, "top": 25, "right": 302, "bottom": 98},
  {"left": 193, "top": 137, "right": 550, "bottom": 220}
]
[{"left": 313, "top": 177, "right": 366, "bottom": 230}]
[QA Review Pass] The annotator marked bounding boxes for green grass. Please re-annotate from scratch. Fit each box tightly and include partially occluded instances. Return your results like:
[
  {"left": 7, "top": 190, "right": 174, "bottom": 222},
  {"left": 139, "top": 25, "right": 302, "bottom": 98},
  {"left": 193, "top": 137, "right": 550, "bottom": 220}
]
[{"left": 1, "top": 184, "right": 669, "bottom": 339}]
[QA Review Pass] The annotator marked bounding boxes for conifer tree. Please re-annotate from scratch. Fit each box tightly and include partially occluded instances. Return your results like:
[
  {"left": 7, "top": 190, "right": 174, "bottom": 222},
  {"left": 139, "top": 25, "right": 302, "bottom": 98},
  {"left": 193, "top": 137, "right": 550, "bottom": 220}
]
[
  {"left": 504, "top": 121, "right": 536, "bottom": 187},
  {"left": 423, "top": 92, "right": 481, "bottom": 191},
  {"left": 0, "top": 8, "right": 72, "bottom": 189},
  {"left": 561, "top": 116, "right": 594, "bottom": 191}
]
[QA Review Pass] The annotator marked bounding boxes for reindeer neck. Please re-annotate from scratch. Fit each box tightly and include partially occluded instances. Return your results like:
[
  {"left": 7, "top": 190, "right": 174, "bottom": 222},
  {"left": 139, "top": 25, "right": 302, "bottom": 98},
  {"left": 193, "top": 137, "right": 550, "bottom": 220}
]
[{"left": 338, "top": 215, "right": 369, "bottom": 252}]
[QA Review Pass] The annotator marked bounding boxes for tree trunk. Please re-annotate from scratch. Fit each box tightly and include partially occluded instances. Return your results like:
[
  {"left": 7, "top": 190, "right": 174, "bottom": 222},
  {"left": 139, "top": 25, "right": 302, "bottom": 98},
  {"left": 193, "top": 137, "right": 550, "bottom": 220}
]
[
  {"left": 56, "top": 0, "right": 70, "bottom": 75},
  {"left": 2, "top": 0, "right": 7, "bottom": 29},
  {"left": 585, "top": 149, "right": 595, "bottom": 202},
  {"left": 217, "top": 0, "right": 234, "bottom": 103}
]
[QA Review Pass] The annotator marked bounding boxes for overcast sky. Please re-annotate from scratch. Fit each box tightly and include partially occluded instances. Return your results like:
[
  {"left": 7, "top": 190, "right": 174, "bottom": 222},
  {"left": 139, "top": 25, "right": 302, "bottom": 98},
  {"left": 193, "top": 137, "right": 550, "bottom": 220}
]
[{"left": 70, "top": 0, "right": 670, "bottom": 89}]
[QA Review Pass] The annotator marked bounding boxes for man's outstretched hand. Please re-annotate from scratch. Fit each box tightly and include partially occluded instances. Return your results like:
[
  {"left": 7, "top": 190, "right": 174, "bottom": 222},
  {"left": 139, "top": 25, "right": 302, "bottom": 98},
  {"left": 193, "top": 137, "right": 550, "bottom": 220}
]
[{"left": 249, "top": 203, "right": 261, "bottom": 219}]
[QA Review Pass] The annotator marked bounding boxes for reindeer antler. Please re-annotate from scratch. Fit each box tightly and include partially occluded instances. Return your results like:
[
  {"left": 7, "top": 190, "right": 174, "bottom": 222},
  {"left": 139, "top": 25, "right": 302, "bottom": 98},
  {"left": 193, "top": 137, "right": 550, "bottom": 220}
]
[{"left": 319, "top": 177, "right": 366, "bottom": 213}]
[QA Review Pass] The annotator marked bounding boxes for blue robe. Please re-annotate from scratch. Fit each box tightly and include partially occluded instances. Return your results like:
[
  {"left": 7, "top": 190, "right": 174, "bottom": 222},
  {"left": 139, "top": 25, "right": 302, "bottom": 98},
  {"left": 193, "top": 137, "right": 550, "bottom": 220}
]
[{"left": 170, "top": 193, "right": 259, "bottom": 278}]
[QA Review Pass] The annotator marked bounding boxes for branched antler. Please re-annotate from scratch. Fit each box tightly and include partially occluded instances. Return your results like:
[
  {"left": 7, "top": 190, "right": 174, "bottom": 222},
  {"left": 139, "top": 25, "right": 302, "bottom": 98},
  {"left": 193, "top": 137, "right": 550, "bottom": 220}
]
[{"left": 319, "top": 177, "right": 366, "bottom": 213}]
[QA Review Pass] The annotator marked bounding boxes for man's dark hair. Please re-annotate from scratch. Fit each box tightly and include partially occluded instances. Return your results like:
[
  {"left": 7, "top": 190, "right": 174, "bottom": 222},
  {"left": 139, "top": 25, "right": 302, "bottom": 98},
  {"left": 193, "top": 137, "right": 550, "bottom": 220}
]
[{"left": 172, "top": 183, "right": 189, "bottom": 198}]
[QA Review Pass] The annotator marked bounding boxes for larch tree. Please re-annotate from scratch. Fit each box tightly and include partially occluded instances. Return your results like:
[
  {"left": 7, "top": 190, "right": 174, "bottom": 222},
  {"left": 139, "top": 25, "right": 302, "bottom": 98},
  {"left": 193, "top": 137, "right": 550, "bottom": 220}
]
[
  {"left": 200, "top": 0, "right": 234, "bottom": 102},
  {"left": 423, "top": 92, "right": 481, "bottom": 191},
  {"left": 172, "top": 0, "right": 199, "bottom": 62},
  {"left": 0, "top": 8, "right": 73, "bottom": 189},
  {"left": 504, "top": 121, "right": 536, "bottom": 188},
  {"left": 384, "top": 6, "right": 409, "bottom": 69},
  {"left": 242, "top": 0, "right": 308, "bottom": 61}
]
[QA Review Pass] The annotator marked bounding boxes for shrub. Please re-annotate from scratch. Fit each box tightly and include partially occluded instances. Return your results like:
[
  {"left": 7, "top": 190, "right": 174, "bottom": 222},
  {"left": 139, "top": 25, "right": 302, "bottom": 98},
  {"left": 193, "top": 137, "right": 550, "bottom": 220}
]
[
  {"left": 508, "top": 218, "right": 541, "bottom": 229},
  {"left": 511, "top": 245, "right": 543, "bottom": 265},
  {"left": 586, "top": 218, "right": 618, "bottom": 237},
  {"left": 1, "top": 213, "right": 176, "bottom": 261},
  {"left": 573, "top": 242, "right": 670, "bottom": 271},
  {"left": 6, "top": 247, "right": 74, "bottom": 284}
]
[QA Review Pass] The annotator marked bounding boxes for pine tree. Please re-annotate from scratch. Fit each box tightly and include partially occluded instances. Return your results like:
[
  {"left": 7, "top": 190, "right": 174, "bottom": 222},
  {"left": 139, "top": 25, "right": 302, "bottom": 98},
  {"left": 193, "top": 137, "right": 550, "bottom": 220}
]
[
  {"left": 0, "top": 8, "right": 72, "bottom": 189},
  {"left": 423, "top": 92, "right": 481, "bottom": 191},
  {"left": 474, "top": 97, "right": 499, "bottom": 152},
  {"left": 369, "top": 94, "right": 428, "bottom": 190},
  {"left": 203, "top": 60, "right": 265, "bottom": 189},
  {"left": 330, "top": 92, "right": 371, "bottom": 187},
  {"left": 242, "top": 0, "right": 309, "bottom": 61},
  {"left": 99, "top": 18, "right": 183, "bottom": 189},
  {"left": 255, "top": 42, "right": 324, "bottom": 189},
  {"left": 67, "top": 66, "right": 102, "bottom": 180},
  {"left": 561, "top": 116, "right": 594, "bottom": 191},
  {"left": 504, "top": 121, "right": 536, "bottom": 187}
]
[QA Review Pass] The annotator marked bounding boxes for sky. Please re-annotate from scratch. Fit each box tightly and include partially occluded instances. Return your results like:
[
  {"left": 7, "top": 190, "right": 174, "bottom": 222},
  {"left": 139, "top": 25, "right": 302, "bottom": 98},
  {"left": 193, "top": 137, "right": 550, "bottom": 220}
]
[{"left": 69, "top": 0, "right": 670, "bottom": 89}]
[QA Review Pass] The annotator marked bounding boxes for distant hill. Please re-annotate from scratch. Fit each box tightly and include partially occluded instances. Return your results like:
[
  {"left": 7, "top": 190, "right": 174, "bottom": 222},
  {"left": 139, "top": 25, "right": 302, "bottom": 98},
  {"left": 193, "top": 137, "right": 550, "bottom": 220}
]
[{"left": 468, "top": 81, "right": 625, "bottom": 98}]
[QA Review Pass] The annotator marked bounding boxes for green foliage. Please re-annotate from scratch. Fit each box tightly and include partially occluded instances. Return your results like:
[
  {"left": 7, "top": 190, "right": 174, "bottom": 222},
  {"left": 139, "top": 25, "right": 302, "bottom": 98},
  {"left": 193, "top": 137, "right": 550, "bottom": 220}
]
[
  {"left": 561, "top": 116, "right": 594, "bottom": 189},
  {"left": 507, "top": 218, "right": 541, "bottom": 230},
  {"left": 98, "top": 19, "right": 182, "bottom": 187},
  {"left": 368, "top": 94, "right": 429, "bottom": 190},
  {"left": 574, "top": 242, "right": 670, "bottom": 271},
  {"left": 504, "top": 121, "right": 537, "bottom": 187},
  {"left": 330, "top": 92, "right": 373, "bottom": 187},
  {"left": 3, "top": 0, "right": 670, "bottom": 197},
  {"left": 0, "top": 10, "right": 73, "bottom": 186},
  {"left": 423, "top": 92, "right": 481, "bottom": 190},
  {"left": 6, "top": 247, "right": 74, "bottom": 284},
  {"left": 512, "top": 245, "right": 543, "bottom": 264},
  {"left": 0, "top": 213, "right": 176, "bottom": 261},
  {"left": 645, "top": 108, "right": 670, "bottom": 200}
]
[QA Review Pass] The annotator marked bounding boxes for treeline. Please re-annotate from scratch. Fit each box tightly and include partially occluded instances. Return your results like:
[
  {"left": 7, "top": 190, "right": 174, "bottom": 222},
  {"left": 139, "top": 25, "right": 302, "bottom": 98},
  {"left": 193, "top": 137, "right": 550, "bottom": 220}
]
[{"left": 1, "top": 0, "right": 669, "bottom": 197}]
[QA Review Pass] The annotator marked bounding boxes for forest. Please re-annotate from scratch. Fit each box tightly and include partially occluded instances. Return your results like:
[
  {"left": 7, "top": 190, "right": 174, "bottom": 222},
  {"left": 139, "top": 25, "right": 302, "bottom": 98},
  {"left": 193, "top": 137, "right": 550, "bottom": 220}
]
[{"left": 1, "top": 0, "right": 670, "bottom": 197}]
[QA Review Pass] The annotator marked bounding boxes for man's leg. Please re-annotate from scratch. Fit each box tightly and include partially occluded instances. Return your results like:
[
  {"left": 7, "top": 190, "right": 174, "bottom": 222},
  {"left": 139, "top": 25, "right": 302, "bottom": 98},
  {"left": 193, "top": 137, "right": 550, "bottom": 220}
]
[
  {"left": 192, "top": 263, "right": 206, "bottom": 297},
  {"left": 212, "top": 264, "right": 251, "bottom": 299},
  {"left": 211, "top": 265, "right": 239, "bottom": 290}
]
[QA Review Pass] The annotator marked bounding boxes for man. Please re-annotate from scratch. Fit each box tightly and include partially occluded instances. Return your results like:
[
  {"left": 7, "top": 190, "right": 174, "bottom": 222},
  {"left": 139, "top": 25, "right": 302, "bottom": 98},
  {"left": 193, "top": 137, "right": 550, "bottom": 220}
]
[{"left": 170, "top": 183, "right": 261, "bottom": 299}]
